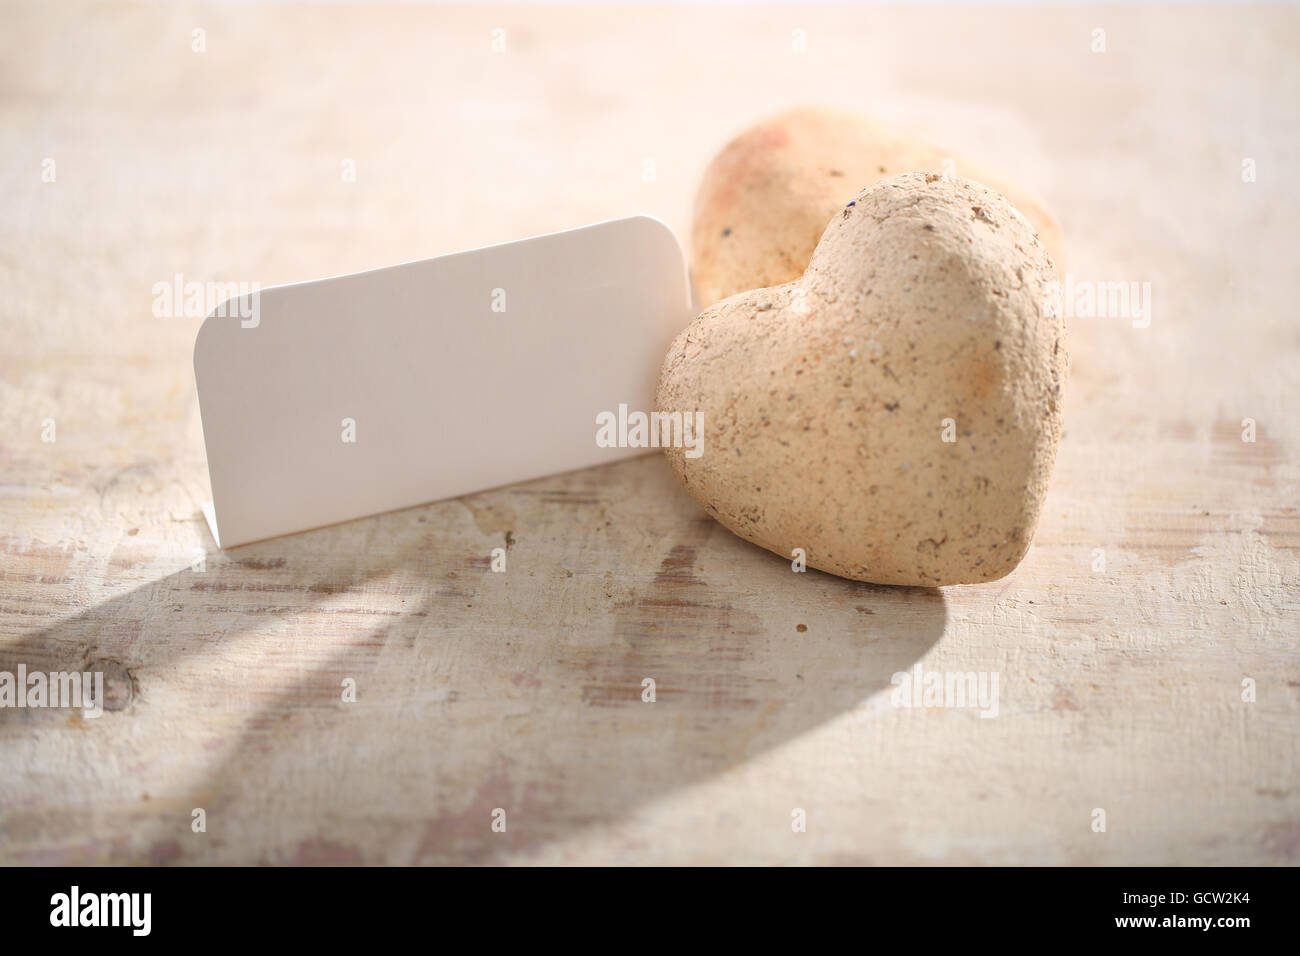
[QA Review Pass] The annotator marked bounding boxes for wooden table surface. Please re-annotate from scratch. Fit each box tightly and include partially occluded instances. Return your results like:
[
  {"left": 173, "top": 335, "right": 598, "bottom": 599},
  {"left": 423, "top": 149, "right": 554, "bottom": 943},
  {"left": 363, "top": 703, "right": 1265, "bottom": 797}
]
[{"left": 2, "top": 2, "right": 1297, "bottom": 865}]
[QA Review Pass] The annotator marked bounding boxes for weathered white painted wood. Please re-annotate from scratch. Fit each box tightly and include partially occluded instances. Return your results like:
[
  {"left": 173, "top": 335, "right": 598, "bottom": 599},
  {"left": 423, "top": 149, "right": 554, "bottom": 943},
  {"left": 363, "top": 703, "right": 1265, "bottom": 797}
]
[{"left": 0, "top": 2, "right": 1295, "bottom": 865}]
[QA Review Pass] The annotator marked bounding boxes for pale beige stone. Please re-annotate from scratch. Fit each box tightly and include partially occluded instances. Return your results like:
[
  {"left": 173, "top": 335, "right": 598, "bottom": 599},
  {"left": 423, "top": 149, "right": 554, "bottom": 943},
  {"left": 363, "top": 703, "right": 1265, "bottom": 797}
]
[
  {"left": 690, "top": 107, "right": 1066, "bottom": 308},
  {"left": 658, "top": 173, "right": 1067, "bottom": 586}
]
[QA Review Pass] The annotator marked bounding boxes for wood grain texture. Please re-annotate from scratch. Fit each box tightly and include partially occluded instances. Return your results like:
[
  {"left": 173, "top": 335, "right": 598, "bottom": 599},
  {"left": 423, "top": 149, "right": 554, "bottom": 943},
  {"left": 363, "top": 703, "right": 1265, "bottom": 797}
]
[{"left": 1, "top": 1, "right": 1296, "bottom": 865}]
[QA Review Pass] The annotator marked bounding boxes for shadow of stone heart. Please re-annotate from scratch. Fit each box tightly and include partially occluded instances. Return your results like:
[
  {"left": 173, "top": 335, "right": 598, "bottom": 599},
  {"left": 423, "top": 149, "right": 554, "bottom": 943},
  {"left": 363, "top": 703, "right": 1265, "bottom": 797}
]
[
  {"left": 177, "top": 459, "right": 946, "bottom": 864},
  {"left": 1, "top": 457, "right": 946, "bottom": 864},
  {"left": 445, "top": 515, "right": 949, "bottom": 863}
]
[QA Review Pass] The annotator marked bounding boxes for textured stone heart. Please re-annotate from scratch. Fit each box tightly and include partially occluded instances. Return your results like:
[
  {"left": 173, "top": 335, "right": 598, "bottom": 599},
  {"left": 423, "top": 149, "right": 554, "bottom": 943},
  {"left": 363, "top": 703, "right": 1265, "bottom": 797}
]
[
  {"left": 656, "top": 172, "right": 1066, "bottom": 586},
  {"left": 690, "top": 106, "right": 1066, "bottom": 309}
]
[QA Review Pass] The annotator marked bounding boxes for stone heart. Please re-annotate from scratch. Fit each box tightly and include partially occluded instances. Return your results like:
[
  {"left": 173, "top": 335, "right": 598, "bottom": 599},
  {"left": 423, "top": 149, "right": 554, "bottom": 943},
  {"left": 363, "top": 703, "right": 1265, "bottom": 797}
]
[
  {"left": 656, "top": 172, "right": 1066, "bottom": 586},
  {"left": 690, "top": 106, "right": 1066, "bottom": 309}
]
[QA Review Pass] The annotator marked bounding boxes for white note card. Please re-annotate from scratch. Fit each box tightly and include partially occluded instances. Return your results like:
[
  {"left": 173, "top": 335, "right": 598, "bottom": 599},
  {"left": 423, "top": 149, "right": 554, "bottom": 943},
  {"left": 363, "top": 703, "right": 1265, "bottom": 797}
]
[{"left": 194, "top": 216, "right": 692, "bottom": 548}]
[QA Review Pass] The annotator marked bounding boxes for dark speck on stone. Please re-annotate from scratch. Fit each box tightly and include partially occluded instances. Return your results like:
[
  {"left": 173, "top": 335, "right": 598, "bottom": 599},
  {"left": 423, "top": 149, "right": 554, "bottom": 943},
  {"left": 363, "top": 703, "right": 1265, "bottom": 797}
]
[{"left": 722, "top": 228, "right": 731, "bottom": 237}]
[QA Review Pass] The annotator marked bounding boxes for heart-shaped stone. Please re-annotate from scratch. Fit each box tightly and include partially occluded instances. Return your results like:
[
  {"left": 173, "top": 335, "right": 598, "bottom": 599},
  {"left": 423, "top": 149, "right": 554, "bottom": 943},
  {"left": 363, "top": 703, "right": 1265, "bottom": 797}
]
[
  {"left": 656, "top": 172, "right": 1066, "bottom": 586},
  {"left": 691, "top": 107, "right": 1066, "bottom": 309}
]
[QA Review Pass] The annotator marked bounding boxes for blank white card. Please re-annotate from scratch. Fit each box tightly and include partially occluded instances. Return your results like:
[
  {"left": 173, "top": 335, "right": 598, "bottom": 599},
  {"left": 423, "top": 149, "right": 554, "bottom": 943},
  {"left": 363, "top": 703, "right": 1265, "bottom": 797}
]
[{"left": 194, "top": 216, "right": 692, "bottom": 548}]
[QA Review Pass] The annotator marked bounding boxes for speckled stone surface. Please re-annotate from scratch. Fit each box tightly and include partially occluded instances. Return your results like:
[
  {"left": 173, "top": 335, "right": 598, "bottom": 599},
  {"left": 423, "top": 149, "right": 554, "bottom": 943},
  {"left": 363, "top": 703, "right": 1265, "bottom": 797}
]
[
  {"left": 658, "top": 172, "right": 1067, "bottom": 586},
  {"left": 690, "top": 107, "right": 1067, "bottom": 309}
]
